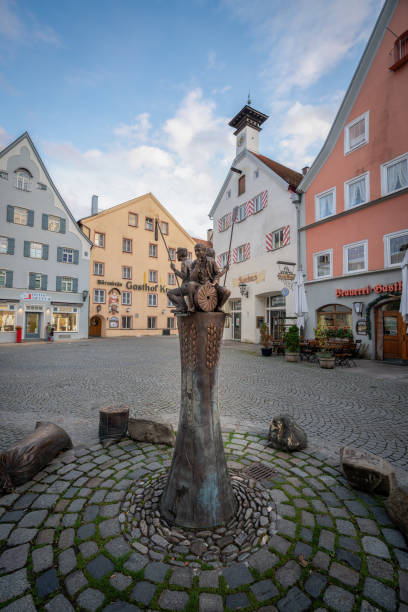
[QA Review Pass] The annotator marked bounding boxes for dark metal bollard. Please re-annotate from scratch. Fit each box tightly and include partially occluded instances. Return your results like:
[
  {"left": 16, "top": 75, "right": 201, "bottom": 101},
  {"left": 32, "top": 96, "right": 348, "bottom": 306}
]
[{"left": 99, "top": 405, "right": 129, "bottom": 442}]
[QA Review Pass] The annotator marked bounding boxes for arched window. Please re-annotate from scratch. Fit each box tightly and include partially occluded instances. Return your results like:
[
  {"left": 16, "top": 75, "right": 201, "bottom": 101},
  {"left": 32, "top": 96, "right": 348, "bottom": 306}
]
[
  {"left": 316, "top": 304, "right": 352, "bottom": 330},
  {"left": 15, "top": 169, "right": 31, "bottom": 191}
]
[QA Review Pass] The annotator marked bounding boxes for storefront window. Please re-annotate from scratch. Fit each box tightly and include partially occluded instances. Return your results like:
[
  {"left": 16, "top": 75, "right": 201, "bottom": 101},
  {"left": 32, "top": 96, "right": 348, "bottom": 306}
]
[
  {"left": 52, "top": 312, "right": 78, "bottom": 332},
  {"left": 0, "top": 310, "right": 15, "bottom": 331},
  {"left": 317, "top": 304, "right": 352, "bottom": 330}
]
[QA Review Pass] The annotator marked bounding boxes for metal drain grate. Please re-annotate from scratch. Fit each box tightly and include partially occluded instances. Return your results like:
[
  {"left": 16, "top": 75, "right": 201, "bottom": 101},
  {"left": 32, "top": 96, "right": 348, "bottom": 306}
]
[{"left": 242, "top": 462, "right": 280, "bottom": 481}]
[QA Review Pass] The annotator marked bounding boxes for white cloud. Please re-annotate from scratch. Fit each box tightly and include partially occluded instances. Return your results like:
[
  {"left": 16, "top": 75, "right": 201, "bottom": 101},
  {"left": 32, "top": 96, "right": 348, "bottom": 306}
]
[
  {"left": 43, "top": 89, "right": 234, "bottom": 238},
  {"left": 0, "top": 0, "right": 60, "bottom": 46},
  {"left": 0, "top": 126, "right": 9, "bottom": 149}
]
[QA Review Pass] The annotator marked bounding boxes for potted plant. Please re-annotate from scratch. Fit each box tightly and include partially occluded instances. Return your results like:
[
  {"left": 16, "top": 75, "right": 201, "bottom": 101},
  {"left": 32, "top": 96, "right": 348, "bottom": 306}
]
[
  {"left": 284, "top": 325, "right": 300, "bottom": 362},
  {"left": 259, "top": 322, "right": 272, "bottom": 356},
  {"left": 315, "top": 322, "right": 335, "bottom": 369}
]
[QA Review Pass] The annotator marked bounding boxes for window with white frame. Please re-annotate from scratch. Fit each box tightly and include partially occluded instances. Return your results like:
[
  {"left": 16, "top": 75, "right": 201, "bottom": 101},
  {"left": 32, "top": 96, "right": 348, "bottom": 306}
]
[
  {"left": 33, "top": 273, "right": 42, "bottom": 289},
  {"left": 16, "top": 170, "right": 30, "bottom": 191},
  {"left": 147, "top": 316, "right": 157, "bottom": 329},
  {"left": 128, "top": 212, "right": 138, "bottom": 227},
  {"left": 93, "top": 262, "right": 104, "bottom": 276},
  {"left": 0, "top": 270, "right": 6, "bottom": 287},
  {"left": 30, "top": 242, "right": 43, "bottom": 259},
  {"left": 0, "top": 309, "right": 15, "bottom": 331},
  {"left": 160, "top": 221, "right": 168, "bottom": 235},
  {"left": 381, "top": 152, "right": 408, "bottom": 195},
  {"left": 237, "top": 203, "right": 246, "bottom": 222},
  {"left": 384, "top": 229, "right": 408, "bottom": 267},
  {"left": 168, "top": 248, "right": 176, "bottom": 261},
  {"left": 53, "top": 312, "right": 78, "bottom": 332},
  {"left": 94, "top": 289, "right": 105, "bottom": 303},
  {"left": 344, "top": 111, "right": 369, "bottom": 154},
  {"left": 343, "top": 240, "right": 368, "bottom": 274},
  {"left": 122, "top": 291, "right": 131, "bottom": 305},
  {"left": 48, "top": 215, "right": 61, "bottom": 232},
  {"left": 149, "top": 270, "right": 158, "bottom": 283},
  {"left": 220, "top": 214, "right": 229, "bottom": 231},
  {"left": 313, "top": 250, "right": 333, "bottom": 279},
  {"left": 220, "top": 252, "right": 229, "bottom": 268},
  {"left": 13, "top": 207, "right": 28, "bottom": 225},
  {"left": 61, "top": 276, "right": 73, "bottom": 292},
  {"left": 145, "top": 217, "right": 154, "bottom": 231},
  {"left": 62, "top": 248, "right": 73, "bottom": 263},
  {"left": 236, "top": 245, "right": 246, "bottom": 263},
  {"left": 122, "top": 266, "right": 131, "bottom": 279},
  {"left": 149, "top": 244, "right": 157, "bottom": 257},
  {"left": 122, "top": 316, "right": 132, "bottom": 329},
  {"left": 254, "top": 193, "right": 263, "bottom": 213},
  {"left": 148, "top": 294, "right": 157, "bottom": 307},
  {"left": 167, "top": 296, "right": 173, "bottom": 307},
  {"left": 0, "top": 237, "right": 7, "bottom": 254},
  {"left": 94, "top": 232, "right": 105, "bottom": 247},
  {"left": 123, "top": 238, "right": 132, "bottom": 253},
  {"left": 226, "top": 189, "right": 231, "bottom": 199},
  {"left": 344, "top": 172, "right": 369, "bottom": 209},
  {"left": 168, "top": 273, "right": 175, "bottom": 285},
  {"left": 271, "top": 228, "right": 284, "bottom": 250},
  {"left": 167, "top": 317, "right": 175, "bottom": 329},
  {"left": 315, "top": 188, "right": 336, "bottom": 220}
]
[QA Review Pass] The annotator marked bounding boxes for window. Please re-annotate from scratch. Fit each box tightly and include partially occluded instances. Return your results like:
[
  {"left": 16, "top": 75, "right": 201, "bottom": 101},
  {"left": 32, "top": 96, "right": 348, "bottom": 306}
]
[
  {"left": 13, "top": 207, "right": 28, "bottom": 225},
  {"left": 122, "top": 266, "right": 131, "bottom": 279},
  {"left": 53, "top": 312, "right": 78, "bottom": 332},
  {"left": 61, "top": 277, "right": 73, "bottom": 292},
  {"left": 123, "top": 238, "right": 132, "bottom": 253},
  {"left": 0, "top": 270, "right": 7, "bottom": 287},
  {"left": 167, "top": 317, "right": 175, "bottom": 329},
  {"left": 109, "top": 317, "right": 119, "bottom": 328},
  {"left": 313, "top": 250, "right": 333, "bottom": 279},
  {"left": 168, "top": 273, "right": 176, "bottom": 285},
  {"left": 390, "top": 29, "right": 408, "bottom": 71},
  {"left": 168, "top": 248, "right": 176, "bottom": 261},
  {"left": 38, "top": 182, "right": 47, "bottom": 190},
  {"left": 161, "top": 221, "right": 168, "bottom": 235},
  {"left": 226, "top": 189, "right": 231, "bottom": 199},
  {"left": 267, "top": 295, "right": 286, "bottom": 307},
  {"left": 48, "top": 215, "right": 60, "bottom": 232},
  {"left": 254, "top": 193, "right": 263, "bottom": 213},
  {"left": 384, "top": 230, "right": 408, "bottom": 267},
  {"left": 344, "top": 111, "right": 369, "bottom": 154},
  {"left": 272, "top": 229, "right": 284, "bottom": 250},
  {"left": 0, "top": 310, "right": 15, "bottom": 331},
  {"left": 0, "top": 170, "right": 8, "bottom": 180},
  {"left": 149, "top": 270, "right": 158, "bottom": 283},
  {"left": 381, "top": 152, "right": 408, "bottom": 196},
  {"left": 33, "top": 273, "right": 42, "bottom": 289},
  {"left": 122, "top": 291, "right": 131, "bottom": 305},
  {"left": 220, "top": 214, "right": 230, "bottom": 232},
  {"left": 236, "top": 245, "right": 246, "bottom": 263},
  {"left": 344, "top": 172, "right": 369, "bottom": 209},
  {"left": 315, "top": 188, "right": 336, "bottom": 220},
  {"left": 62, "top": 248, "right": 73, "bottom": 263},
  {"left": 343, "top": 240, "right": 368, "bottom": 274},
  {"left": 238, "top": 175, "right": 245, "bottom": 196},
  {"left": 94, "top": 232, "right": 105, "bottom": 247},
  {"left": 93, "top": 262, "right": 104, "bottom": 276},
  {"left": 167, "top": 297, "right": 173, "bottom": 307},
  {"left": 16, "top": 170, "right": 30, "bottom": 191},
  {"left": 147, "top": 316, "right": 157, "bottom": 329},
  {"left": 128, "top": 213, "right": 138, "bottom": 227},
  {"left": 0, "top": 237, "right": 8, "bottom": 254},
  {"left": 317, "top": 304, "right": 352, "bottom": 330},
  {"left": 237, "top": 203, "right": 246, "bottom": 222},
  {"left": 254, "top": 169, "right": 259, "bottom": 179},
  {"left": 148, "top": 294, "right": 157, "bottom": 307},
  {"left": 149, "top": 244, "right": 157, "bottom": 257},
  {"left": 122, "top": 316, "right": 132, "bottom": 329},
  {"left": 30, "top": 242, "right": 43, "bottom": 259},
  {"left": 145, "top": 217, "right": 154, "bottom": 231},
  {"left": 220, "top": 252, "right": 229, "bottom": 268},
  {"left": 187, "top": 251, "right": 192, "bottom": 261},
  {"left": 94, "top": 289, "right": 106, "bottom": 303}
]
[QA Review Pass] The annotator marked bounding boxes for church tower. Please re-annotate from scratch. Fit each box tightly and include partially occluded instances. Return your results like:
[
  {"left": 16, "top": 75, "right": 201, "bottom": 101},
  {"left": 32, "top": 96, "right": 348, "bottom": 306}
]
[{"left": 228, "top": 102, "right": 268, "bottom": 157}]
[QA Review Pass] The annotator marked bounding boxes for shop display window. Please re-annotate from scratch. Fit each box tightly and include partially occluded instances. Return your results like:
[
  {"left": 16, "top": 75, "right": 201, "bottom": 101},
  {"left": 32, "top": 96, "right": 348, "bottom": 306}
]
[
  {"left": 316, "top": 304, "right": 352, "bottom": 331},
  {"left": 0, "top": 310, "right": 15, "bottom": 332},
  {"left": 52, "top": 312, "right": 78, "bottom": 332}
]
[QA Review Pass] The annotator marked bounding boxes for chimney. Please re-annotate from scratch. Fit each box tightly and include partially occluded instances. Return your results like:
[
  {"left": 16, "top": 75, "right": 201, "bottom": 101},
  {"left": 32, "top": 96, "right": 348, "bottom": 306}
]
[
  {"left": 302, "top": 166, "right": 310, "bottom": 176},
  {"left": 91, "top": 195, "right": 98, "bottom": 215}
]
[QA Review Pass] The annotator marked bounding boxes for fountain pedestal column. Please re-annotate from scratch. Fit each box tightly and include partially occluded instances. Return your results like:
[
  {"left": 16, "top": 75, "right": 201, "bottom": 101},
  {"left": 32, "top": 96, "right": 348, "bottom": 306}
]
[{"left": 160, "top": 312, "right": 235, "bottom": 528}]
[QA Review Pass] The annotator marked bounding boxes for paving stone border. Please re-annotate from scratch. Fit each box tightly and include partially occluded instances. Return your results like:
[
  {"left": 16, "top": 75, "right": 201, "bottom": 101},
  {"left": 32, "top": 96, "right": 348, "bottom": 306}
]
[{"left": 0, "top": 432, "right": 407, "bottom": 611}]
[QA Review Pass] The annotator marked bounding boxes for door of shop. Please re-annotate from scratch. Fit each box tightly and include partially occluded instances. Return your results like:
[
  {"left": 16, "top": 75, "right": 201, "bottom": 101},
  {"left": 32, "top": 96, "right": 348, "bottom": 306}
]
[
  {"left": 233, "top": 313, "right": 241, "bottom": 341},
  {"left": 25, "top": 312, "right": 41, "bottom": 339},
  {"left": 89, "top": 316, "right": 102, "bottom": 337},
  {"left": 382, "top": 311, "right": 407, "bottom": 359}
]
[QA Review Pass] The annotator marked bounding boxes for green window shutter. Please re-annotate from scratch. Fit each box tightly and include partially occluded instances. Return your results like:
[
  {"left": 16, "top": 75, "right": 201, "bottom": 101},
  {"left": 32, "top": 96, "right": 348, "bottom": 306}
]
[
  {"left": 27, "top": 210, "right": 34, "bottom": 227},
  {"left": 41, "top": 274, "right": 48, "bottom": 290},
  {"left": 73, "top": 250, "right": 79, "bottom": 264},
  {"left": 42, "top": 244, "right": 49, "bottom": 260},
  {"left": 7, "top": 205, "right": 14, "bottom": 223},
  {"left": 42, "top": 214, "right": 48, "bottom": 230},
  {"left": 5, "top": 271, "right": 13, "bottom": 288},
  {"left": 24, "top": 241, "right": 31, "bottom": 257},
  {"left": 56, "top": 276, "right": 62, "bottom": 292},
  {"left": 72, "top": 278, "right": 78, "bottom": 292},
  {"left": 59, "top": 218, "right": 66, "bottom": 234},
  {"left": 7, "top": 238, "right": 15, "bottom": 255},
  {"left": 57, "top": 247, "right": 63, "bottom": 262},
  {"left": 28, "top": 272, "right": 36, "bottom": 290}
]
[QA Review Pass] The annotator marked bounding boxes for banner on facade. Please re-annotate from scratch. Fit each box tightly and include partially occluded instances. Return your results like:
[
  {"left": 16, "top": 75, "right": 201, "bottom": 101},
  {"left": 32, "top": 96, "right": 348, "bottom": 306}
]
[{"left": 20, "top": 292, "right": 51, "bottom": 302}]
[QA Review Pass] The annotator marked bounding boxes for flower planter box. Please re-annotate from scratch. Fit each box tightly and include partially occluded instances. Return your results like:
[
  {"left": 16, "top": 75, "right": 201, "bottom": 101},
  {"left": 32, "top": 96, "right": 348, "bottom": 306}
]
[
  {"left": 261, "top": 347, "right": 272, "bottom": 356},
  {"left": 285, "top": 352, "right": 299, "bottom": 362},
  {"left": 319, "top": 356, "right": 335, "bottom": 369}
]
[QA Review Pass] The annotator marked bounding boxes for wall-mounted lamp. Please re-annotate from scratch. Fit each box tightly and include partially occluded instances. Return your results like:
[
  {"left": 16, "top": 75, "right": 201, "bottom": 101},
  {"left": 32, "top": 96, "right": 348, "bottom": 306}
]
[
  {"left": 353, "top": 301, "right": 364, "bottom": 316},
  {"left": 239, "top": 283, "right": 249, "bottom": 298},
  {"left": 82, "top": 290, "right": 89, "bottom": 302},
  {"left": 230, "top": 167, "right": 242, "bottom": 174}
]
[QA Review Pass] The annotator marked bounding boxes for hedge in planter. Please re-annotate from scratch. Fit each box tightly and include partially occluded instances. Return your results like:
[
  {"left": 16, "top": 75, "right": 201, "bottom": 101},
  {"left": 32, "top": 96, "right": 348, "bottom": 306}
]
[{"left": 284, "top": 325, "right": 300, "bottom": 362}]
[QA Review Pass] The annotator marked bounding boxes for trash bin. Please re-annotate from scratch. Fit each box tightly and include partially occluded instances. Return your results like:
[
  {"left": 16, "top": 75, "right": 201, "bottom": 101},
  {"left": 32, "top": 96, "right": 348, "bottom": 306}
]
[
  {"left": 16, "top": 327, "right": 22, "bottom": 343},
  {"left": 162, "top": 328, "right": 170, "bottom": 335}
]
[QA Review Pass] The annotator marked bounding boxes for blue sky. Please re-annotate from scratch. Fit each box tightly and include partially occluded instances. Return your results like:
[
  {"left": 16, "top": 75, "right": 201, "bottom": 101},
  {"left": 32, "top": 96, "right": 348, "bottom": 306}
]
[{"left": 0, "top": 0, "right": 384, "bottom": 236}]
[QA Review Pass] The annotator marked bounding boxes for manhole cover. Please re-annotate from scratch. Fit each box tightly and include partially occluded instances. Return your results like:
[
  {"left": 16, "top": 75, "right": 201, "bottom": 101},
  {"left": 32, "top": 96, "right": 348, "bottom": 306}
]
[{"left": 242, "top": 462, "right": 280, "bottom": 481}]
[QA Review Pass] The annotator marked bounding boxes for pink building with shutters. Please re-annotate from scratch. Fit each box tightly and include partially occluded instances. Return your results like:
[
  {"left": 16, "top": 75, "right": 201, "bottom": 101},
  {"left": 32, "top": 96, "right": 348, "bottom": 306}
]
[
  {"left": 297, "top": 0, "right": 408, "bottom": 361},
  {"left": 209, "top": 104, "right": 302, "bottom": 343}
]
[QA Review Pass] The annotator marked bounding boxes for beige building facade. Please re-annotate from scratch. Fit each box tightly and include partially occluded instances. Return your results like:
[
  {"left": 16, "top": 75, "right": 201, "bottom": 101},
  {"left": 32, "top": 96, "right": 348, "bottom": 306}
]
[{"left": 79, "top": 193, "right": 196, "bottom": 337}]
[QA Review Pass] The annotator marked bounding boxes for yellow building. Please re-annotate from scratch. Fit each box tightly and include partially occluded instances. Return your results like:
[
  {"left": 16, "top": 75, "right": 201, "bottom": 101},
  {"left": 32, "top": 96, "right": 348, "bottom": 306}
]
[{"left": 79, "top": 193, "right": 196, "bottom": 337}]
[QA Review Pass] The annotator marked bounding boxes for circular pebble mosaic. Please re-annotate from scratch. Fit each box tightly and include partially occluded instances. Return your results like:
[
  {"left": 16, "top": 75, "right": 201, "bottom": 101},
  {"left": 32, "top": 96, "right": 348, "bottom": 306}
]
[{"left": 120, "top": 469, "right": 277, "bottom": 568}]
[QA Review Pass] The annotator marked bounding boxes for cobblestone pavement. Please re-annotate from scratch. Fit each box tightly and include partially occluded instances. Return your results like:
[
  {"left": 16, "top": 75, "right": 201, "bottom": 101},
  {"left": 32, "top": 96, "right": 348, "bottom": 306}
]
[
  {"left": 0, "top": 434, "right": 407, "bottom": 611},
  {"left": 1, "top": 337, "right": 408, "bottom": 480}
]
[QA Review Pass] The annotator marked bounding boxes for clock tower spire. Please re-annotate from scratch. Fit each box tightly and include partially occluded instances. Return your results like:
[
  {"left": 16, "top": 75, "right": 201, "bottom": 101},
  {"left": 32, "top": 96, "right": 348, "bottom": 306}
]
[{"left": 229, "top": 103, "right": 268, "bottom": 156}]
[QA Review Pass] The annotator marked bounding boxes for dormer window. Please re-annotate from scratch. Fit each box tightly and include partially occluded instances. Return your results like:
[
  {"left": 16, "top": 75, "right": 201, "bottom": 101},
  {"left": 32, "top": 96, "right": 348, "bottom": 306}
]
[
  {"left": 344, "top": 112, "right": 369, "bottom": 154},
  {"left": 238, "top": 175, "right": 246, "bottom": 196},
  {"left": 390, "top": 30, "right": 408, "bottom": 71},
  {"left": 15, "top": 169, "right": 31, "bottom": 191}
]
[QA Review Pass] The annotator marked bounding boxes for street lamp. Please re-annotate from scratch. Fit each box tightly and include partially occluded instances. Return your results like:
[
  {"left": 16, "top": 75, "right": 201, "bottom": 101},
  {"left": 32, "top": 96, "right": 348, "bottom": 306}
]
[{"left": 353, "top": 301, "right": 364, "bottom": 316}]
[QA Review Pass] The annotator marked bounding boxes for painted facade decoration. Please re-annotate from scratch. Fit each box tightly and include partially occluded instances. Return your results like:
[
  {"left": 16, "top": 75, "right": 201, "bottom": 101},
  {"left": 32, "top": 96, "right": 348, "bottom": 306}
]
[
  {"left": 297, "top": 0, "right": 408, "bottom": 361},
  {"left": 0, "top": 133, "right": 91, "bottom": 343}
]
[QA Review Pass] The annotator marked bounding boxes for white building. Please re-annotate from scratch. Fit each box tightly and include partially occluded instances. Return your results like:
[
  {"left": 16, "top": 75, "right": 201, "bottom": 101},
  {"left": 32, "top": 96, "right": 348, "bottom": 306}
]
[{"left": 209, "top": 104, "right": 303, "bottom": 343}]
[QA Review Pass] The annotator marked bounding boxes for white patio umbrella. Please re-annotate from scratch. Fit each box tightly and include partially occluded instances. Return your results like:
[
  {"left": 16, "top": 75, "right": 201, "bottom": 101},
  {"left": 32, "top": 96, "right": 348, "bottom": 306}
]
[
  {"left": 399, "top": 249, "right": 408, "bottom": 323},
  {"left": 294, "top": 270, "right": 309, "bottom": 330}
]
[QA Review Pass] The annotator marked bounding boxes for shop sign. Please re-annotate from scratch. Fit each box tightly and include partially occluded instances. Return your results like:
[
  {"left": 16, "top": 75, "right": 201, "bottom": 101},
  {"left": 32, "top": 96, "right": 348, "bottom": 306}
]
[
  {"left": 336, "top": 281, "right": 402, "bottom": 298},
  {"left": 20, "top": 292, "right": 50, "bottom": 302},
  {"left": 125, "top": 282, "right": 168, "bottom": 293},
  {"left": 356, "top": 320, "right": 367, "bottom": 335},
  {"left": 109, "top": 317, "right": 119, "bottom": 328},
  {"left": 232, "top": 271, "right": 266, "bottom": 287}
]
